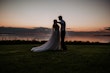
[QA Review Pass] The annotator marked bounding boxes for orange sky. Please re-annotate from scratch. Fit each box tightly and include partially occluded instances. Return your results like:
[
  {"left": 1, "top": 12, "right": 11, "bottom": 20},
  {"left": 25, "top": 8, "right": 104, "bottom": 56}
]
[{"left": 0, "top": 0, "right": 110, "bottom": 31}]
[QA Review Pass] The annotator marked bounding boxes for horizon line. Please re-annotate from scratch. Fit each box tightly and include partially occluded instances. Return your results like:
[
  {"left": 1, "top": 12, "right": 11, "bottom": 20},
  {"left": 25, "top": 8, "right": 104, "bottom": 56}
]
[{"left": 0, "top": 26, "right": 110, "bottom": 32}]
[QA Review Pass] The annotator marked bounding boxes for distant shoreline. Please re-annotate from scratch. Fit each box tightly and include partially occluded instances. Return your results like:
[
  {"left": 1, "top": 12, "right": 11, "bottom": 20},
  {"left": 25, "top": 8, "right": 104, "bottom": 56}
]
[{"left": 94, "top": 35, "right": 110, "bottom": 36}]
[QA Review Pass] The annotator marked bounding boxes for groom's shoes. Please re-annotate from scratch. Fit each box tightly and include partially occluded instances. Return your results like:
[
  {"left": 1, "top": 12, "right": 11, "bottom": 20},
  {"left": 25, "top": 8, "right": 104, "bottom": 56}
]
[
  {"left": 63, "top": 49, "right": 67, "bottom": 51},
  {"left": 63, "top": 47, "right": 67, "bottom": 51}
]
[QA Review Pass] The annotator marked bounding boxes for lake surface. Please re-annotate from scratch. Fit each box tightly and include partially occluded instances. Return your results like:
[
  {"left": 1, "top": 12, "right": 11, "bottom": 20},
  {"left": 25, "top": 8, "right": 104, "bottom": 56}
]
[
  {"left": 65, "top": 36, "right": 110, "bottom": 43},
  {"left": 0, "top": 34, "right": 110, "bottom": 43}
]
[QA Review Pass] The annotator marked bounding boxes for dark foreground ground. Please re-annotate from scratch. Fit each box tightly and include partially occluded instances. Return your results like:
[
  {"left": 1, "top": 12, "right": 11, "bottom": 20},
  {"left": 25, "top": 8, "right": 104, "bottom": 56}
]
[{"left": 0, "top": 44, "right": 110, "bottom": 73}]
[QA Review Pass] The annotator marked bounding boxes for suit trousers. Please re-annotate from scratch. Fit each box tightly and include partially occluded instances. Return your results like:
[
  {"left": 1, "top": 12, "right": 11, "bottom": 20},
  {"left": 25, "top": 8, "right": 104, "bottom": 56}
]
[{"left": 61, "top": 31, "right": 67, "bottom": 50}]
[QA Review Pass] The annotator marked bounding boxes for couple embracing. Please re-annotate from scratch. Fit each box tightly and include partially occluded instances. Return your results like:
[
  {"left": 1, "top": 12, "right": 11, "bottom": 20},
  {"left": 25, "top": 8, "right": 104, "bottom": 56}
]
[{"left": 31, "top": 16, "right": 67, "bottom": 52}]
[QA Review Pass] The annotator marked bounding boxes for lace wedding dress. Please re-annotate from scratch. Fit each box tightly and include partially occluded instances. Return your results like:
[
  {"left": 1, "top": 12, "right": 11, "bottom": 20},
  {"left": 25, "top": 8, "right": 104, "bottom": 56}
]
[{"left": 31, "top": 23, "right": 60, "bottom": 52}]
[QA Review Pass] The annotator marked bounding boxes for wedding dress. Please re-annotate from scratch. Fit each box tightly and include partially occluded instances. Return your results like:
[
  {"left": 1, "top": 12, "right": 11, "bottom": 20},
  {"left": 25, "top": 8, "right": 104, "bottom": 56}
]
[{"left": 31, "top": 23, "right": 60, "bottom": 52}]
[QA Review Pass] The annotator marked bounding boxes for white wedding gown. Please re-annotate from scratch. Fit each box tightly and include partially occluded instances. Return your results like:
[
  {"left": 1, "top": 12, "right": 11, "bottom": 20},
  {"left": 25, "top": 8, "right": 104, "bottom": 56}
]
[{"left": 31, "top": 24, "right": 60, "bottom": 52}]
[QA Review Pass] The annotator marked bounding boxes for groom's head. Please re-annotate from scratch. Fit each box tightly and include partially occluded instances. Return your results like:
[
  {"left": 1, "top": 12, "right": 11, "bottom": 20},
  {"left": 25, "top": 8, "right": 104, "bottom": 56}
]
[{"left": 58, "top": 16, "right": 62, "bottom": 20}]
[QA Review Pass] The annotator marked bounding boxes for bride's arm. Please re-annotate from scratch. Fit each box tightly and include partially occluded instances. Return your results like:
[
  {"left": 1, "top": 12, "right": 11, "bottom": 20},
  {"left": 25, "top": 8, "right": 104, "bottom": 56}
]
[{"left": 52, "top": 25, "right": 55, "bottom": 31}]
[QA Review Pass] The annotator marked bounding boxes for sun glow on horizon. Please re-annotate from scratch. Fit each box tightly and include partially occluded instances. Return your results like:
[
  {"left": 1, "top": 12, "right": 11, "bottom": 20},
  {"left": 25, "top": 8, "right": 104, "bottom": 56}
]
[{"left": 0, "top": 0, "right": 110, "bottom": 31}]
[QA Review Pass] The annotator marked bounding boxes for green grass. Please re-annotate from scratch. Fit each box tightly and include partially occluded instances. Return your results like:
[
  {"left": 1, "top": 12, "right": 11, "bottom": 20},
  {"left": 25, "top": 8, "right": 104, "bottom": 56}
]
[{"left": 0, "top": 44, "right": 110, "bottom": 73}]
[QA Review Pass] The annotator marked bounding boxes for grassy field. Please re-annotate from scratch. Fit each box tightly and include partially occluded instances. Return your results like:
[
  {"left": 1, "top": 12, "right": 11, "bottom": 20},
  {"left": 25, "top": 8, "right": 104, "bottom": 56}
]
[{"left": 0, "top": 44, "right": 110, "bottom": 73}]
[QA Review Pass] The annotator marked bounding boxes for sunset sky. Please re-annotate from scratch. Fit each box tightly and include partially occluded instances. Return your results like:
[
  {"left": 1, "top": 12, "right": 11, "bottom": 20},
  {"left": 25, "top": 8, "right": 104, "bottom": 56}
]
[{"left": 0, "top": 0, "right": 110, "bottom": 31}]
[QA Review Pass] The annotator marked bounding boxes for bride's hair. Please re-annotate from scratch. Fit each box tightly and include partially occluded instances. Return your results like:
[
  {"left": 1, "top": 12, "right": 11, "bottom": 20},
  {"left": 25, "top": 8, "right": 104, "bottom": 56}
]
[
  {"left": 53, "top": 19, "right": 57, "bottom": 29},
  {"left": 54, "top": 19, "right": 57, "bottom": 23}
]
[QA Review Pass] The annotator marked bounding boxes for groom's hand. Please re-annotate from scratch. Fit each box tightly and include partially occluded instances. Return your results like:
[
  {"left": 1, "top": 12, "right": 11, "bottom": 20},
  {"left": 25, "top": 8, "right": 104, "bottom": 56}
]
[{"left": 57, "top": 22, "right": 61, "bottom": 24}]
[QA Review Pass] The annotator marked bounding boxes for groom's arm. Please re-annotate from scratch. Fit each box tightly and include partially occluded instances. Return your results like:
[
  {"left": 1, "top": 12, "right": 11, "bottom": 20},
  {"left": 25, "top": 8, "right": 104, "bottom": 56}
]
[{"left": 57, "top": 22, "right": 61, "bottom": 24}]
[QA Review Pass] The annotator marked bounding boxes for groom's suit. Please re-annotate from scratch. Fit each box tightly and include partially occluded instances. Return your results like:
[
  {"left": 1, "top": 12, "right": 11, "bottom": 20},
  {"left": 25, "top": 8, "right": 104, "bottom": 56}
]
[{"left": 59, "top": 19, "right": 67, "bottom": 50}]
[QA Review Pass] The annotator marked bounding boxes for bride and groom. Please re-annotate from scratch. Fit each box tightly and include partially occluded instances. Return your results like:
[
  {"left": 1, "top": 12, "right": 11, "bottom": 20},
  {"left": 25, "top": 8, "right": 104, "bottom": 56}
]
[{"left": 31, "top": 16, "right": 67, "bottom": 52}]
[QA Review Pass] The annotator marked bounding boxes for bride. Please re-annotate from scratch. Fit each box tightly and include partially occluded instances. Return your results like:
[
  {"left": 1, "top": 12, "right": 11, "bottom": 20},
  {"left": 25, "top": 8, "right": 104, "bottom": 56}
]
[{"left": 31, "top": 20, "right": 61, "bottom": 52}]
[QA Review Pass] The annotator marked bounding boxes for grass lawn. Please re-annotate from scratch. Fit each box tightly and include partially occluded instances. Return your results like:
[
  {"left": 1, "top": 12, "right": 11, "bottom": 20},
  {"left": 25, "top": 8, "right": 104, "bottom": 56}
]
[{"left": 0, "top": 44, "right": 110, "bottom": 73}]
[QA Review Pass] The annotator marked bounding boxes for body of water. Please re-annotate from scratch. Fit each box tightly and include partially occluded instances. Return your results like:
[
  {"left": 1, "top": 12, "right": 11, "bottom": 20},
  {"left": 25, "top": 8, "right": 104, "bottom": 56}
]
[
  {"left": 0, "top": 34, "right": 110, "bottom": 43},
  {"left": 65, "top": 36, "right": 110, "bottom": 43}
]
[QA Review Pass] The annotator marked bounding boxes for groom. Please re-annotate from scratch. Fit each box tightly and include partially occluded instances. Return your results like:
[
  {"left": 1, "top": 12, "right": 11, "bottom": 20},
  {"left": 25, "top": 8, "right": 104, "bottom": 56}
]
[{"left": 57, "top": 16, "right": 67, "bottom": 51}]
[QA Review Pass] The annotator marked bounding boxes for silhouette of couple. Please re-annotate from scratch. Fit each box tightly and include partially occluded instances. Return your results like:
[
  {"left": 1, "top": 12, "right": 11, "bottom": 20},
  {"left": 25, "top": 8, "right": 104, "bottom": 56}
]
[{"left": 31, "top": 16, "right": 67, "bottom": 52}]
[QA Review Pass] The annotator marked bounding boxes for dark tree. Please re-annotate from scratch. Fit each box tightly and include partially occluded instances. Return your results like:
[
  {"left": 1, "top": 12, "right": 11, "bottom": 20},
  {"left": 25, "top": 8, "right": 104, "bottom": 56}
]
[{"left": 105, "top": 27, "right": 110, "bottom": 31}]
